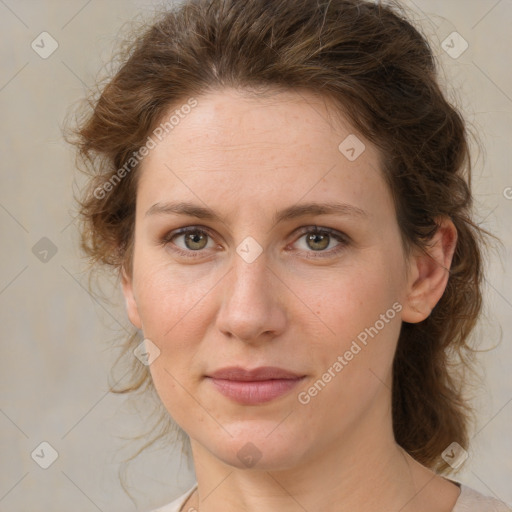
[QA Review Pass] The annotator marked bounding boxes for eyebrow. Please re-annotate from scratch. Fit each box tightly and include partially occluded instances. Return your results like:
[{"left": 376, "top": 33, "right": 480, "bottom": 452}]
[{"left": 145, "top": 200, "right": 368, "bottom": 225}]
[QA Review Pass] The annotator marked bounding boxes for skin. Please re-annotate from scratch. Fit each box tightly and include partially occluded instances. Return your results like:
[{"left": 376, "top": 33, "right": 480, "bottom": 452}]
[{"left": 122, "top": 88, "right": 461, "bottom": 512}]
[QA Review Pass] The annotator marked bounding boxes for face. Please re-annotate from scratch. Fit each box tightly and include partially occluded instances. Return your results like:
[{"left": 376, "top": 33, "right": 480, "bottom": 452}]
[{"left": 121, "top": 88, "right": 437, "bottom": 471}]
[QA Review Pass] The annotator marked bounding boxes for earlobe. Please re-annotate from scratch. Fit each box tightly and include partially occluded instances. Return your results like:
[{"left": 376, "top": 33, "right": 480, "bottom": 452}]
[
  {"left": 401, "top": 217, "right": 457, "bottom": 324},
  {"left": 121, "top": 266, "right": 143, "bottom": 330}
]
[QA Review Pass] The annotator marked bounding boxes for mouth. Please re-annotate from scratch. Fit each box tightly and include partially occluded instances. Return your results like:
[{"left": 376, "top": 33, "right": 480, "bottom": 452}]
[{"left": 205, "top": 366, "right": 306, "bottom": 405}]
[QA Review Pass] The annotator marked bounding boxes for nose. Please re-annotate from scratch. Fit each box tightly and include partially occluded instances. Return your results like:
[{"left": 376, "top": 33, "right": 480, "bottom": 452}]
[{"left": 215, "top": 250, "right": 287, "bottom": 344}]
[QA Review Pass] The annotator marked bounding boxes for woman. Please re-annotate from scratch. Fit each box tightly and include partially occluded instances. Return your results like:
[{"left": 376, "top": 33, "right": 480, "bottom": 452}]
[{"left": 69, "top": 0, "right": 511, "bottom": 510}]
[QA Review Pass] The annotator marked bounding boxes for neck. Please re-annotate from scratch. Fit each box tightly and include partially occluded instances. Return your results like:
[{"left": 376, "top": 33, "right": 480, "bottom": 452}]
[{"left": 185, "top": 398, "right": 455, "bottom": 512}]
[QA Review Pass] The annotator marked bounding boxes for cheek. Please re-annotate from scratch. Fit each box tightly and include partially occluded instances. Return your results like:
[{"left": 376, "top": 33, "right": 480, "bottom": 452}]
[
  {"left": 131, "top": 257, "right": 217, "bottom": 398},
  {"left": 296, "top": 275, "right": 402, "bottom": 429},
  {"left": 133, "top": 254, "right": 217, "bottom": 340},
  {"left": 136, "top": 268, "right": 206, "bottom": 419},
  {"left": 307, "top": 261, "right": 400, "bottom": 339},
  {"left": 146, "top": 359, "right": 210, "bottom": 438},
  {"left": 301, "top": 258, "right": 403, "bottom": 398}
]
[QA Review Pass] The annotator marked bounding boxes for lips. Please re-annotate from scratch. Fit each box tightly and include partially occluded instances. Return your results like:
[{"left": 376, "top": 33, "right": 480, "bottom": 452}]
[
  {"left": 207, "top": 366, "right": 304, "bottom": 381},
  {"left": 206, "top": 366, "right": 306, "bottom": 405}
]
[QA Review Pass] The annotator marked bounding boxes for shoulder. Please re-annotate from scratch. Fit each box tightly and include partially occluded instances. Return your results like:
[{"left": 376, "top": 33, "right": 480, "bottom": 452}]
[
  {"left": 453, "top": 484, "right": 512, "bottom": 512},
  {"left": 148, "top": 484, "right": 198, "bottom": 512}
]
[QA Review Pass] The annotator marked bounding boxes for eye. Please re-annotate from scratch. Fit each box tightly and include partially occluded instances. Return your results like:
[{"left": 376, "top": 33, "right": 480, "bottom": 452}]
[
  {"left": 159, "top": 225, "right": 349, "bottom": 260},
  {"left": 160, "top": 226, "right": 217, "bottom": 258},
  {"left": 291, "top": 226, "right": 349, "bottom": 258}
]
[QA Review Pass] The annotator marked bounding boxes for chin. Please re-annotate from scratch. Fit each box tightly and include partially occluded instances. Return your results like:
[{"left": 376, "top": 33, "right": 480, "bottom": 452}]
[{"left": 199, "top": 426, "right": 310, "bottom": 471}]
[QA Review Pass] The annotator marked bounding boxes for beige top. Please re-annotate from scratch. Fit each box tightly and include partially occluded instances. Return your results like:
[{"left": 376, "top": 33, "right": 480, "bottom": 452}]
[{"left": 150, "top": 482, "right": 512, "bottom": 512}]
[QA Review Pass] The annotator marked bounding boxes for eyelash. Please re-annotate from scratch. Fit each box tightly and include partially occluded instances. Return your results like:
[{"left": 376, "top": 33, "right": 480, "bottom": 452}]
[{"left": 159, "top": 225, "right": 349, "bottom": 260}]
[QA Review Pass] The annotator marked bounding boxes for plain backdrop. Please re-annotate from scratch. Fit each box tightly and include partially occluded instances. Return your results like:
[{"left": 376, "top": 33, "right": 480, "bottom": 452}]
[{"left": 0, "top": 0, "right": 511, "bottom": 510}]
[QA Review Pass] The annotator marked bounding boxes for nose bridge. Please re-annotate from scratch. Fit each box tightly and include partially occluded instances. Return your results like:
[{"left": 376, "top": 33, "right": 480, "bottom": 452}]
[
  {"left": 227, "top": 227, "right": 272, "bottom": 299},
  {"left": 216, "top": 246, "right": 285, "bottom": 341},
  {"left": 231, "top": 249, "right": 269, "bottom": 299}
]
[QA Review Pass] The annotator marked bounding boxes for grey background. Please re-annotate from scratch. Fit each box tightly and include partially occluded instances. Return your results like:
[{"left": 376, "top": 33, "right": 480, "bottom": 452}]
[{"left": 0, "top": 0, "right": 511, "bottom": 510}]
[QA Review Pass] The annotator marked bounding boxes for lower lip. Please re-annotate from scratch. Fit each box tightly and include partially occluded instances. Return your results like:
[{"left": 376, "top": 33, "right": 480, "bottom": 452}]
[{"left": 207, "top": 377, "right": 305, "bottom": 405}]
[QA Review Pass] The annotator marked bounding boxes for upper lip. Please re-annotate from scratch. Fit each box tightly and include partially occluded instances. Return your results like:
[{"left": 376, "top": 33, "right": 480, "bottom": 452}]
[{"left": 207, "top": 366, "right": 304, "bottom": 381}]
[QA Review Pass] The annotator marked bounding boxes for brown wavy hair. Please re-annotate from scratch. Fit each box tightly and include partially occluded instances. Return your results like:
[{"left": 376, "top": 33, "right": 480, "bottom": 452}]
[{"left": 67, "top": 0, "right": 499, "bottom": 474}]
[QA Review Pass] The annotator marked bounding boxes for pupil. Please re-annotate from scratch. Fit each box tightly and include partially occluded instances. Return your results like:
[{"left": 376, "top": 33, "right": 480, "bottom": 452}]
[
  {"left": 308, "top": 233, "right": 328, "bottom": 250},
  {"left": 186, "top": 232, "right": 206, "bottom": 250}
]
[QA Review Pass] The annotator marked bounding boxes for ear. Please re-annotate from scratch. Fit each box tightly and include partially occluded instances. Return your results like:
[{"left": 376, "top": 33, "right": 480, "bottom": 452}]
[
  {"left": 121, "top": 265, "right": 143, "bottom": 330},
  {"left": 401, "top": 216, "right": 457, "bottom": 323}
]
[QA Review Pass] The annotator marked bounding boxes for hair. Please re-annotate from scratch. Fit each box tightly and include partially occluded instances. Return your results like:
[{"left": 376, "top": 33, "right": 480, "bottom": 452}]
[{"left": 67, "top": 0, "right": 499, "bottom": 476}]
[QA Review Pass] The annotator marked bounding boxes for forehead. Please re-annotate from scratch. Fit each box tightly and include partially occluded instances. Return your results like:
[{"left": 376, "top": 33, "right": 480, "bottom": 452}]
[
  {"left": 148, "top": 88, "right": 365, "bottom": 160},
  {"left": 136, "top": 87, "right": 390, "bottom": 220}
]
